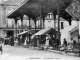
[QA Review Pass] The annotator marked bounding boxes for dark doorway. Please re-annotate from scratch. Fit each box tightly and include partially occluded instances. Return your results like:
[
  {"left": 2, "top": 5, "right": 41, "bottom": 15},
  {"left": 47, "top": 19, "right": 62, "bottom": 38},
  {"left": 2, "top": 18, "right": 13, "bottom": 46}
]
[{"left": 7, "top": 31, "right": 14, "bottom": 37}]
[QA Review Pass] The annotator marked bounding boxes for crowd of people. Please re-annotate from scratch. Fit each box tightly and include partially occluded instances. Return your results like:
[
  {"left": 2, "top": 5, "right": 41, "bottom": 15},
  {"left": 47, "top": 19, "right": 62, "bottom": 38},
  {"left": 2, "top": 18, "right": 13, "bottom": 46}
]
[
  {"left": 0, "top": 34, "right": 79, "bottom": 54},
  {"left": 39, "top": 34, "right": 61, "bottom": 50},
  {"left": 60, "top": 38, "right": 78, "bottom": 51}
]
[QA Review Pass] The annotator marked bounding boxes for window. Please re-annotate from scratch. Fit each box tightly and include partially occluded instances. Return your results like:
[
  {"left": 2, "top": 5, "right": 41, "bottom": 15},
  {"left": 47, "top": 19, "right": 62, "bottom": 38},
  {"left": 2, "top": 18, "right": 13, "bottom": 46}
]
[
  {"left": 61, "top": 22, "right": 64, "bottom": 29},
  {"left": 48, "top": 13, "right": 52, "bottom": 18},
  {"left": 48, "top": 27, "right": 51, "bottom": 28},
  {"left": 48, "top": 21, "right": 51, "bottom": 23},
  {"left": 48, "top": 14, "right": 51, "bottom": 18}
]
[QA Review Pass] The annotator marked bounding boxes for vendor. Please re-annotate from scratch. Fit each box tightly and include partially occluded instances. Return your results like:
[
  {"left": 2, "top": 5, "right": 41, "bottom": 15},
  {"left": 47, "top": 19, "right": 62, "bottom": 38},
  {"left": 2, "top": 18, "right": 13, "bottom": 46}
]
[
  {"left": 63, "top": 38, "right": 67, "bottom": 46},
  {"left": 0, "top": 39, "right": 3, "bottom": 53},
  {"left": 24, "top": 36, "right": 27, "bottom": 46},
  {"left": 44, "top": 34, "right": 51, "bottom": 49}
]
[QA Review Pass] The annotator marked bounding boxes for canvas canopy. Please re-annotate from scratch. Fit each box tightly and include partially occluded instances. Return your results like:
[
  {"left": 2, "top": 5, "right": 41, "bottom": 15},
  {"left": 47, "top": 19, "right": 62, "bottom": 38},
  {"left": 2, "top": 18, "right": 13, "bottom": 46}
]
[
  {"left": 34, "top": 28, "right": 57, "bottom": 35},
  {"left": 17, "top": 31, "right": 29, "bottom": 36},
  {"left": 69, "top": 26, "right": 79, "bottom": 33},
  {"left": 17, "top": 30, "right": 35, "bottom": 36}
]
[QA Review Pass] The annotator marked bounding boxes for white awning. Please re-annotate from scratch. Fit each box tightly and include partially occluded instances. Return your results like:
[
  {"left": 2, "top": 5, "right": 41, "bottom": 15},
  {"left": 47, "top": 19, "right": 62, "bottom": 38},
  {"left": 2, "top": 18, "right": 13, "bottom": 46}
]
[
  {"left": 34, "top": 28, "right": 52, "bottom": 35},
  {"left": 69, "top": 26, "right": 78, "bottom": 33},
  {"left": 17, "top": 31, "right": 29, "bottom": 36}
]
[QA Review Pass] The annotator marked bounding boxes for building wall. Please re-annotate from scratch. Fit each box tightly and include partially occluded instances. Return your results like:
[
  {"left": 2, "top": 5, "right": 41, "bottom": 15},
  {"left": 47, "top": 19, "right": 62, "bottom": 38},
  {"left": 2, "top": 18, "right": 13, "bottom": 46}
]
[
  {"left": 0, "top": 0, "right": 78, "bottom": 44},
  {"left": 60, "top": 20, "right": 78, "bottom": 44},
  {"left": 44, "top": 14, "right": 78, "bottom": 44},
  {"left": 45, "top": 20, "right": 54, "bottom": 28},
  {"left": 0, "top": 0, "right": 25, "bottom": 38},
  {"left": 0, "top": 2, "right": 7, "bottom": 37},
  {"left": 70, "top": 30, "right": 78, "bottom": 43},
  {"left": 0, "top": 29, "right": 7, "bottom": 38}
]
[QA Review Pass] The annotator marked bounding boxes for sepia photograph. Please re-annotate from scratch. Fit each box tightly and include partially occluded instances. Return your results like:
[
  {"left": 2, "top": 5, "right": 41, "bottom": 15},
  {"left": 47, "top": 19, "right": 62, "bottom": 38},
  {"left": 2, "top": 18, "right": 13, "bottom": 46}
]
[{"left": 0, "top": 0, "right": 80, "bottom": 60}]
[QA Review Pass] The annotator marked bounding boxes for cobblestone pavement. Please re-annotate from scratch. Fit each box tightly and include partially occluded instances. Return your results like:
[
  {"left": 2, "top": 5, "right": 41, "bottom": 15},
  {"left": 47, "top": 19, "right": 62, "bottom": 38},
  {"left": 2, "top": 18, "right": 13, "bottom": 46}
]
[{"left": 0, "top": 45, "right": 80, "bottom": 60}]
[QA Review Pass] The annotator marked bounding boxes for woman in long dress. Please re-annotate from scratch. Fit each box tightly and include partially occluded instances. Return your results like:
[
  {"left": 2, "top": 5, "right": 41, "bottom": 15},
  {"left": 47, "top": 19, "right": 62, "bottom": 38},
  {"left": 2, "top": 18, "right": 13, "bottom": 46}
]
[
  {"left": 44, "top": 34, "right": 50, "bottom": 49},
  {"left": 0, "top": 39, "right": 3, "bottom": 53},
  {"left": 24, "top": 37, "right": 27, "bottom": 46}
]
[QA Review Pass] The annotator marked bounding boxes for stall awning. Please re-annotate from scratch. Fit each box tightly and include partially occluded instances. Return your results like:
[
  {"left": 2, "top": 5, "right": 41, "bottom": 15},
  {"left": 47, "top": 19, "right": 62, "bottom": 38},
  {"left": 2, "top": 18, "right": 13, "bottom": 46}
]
[
  {"left": 34, "top": 28, "right": 55, "bottom": 35},
  {"left": 17, "top": 30, "right": 36, "bottom": 36},
  {"left": 69, "top": 26, "right": 79, "bottom": 33},
  {"left": 17, "top": 30, "right": 29, "bottom": 36}
]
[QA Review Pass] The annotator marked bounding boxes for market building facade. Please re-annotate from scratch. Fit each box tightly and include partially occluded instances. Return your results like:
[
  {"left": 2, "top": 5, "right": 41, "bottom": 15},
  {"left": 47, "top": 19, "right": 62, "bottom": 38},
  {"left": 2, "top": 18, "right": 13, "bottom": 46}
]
[
  {"left": 0, "top": 0, "right": 25, "bottom": 38},
  {"left": 0, "top": 0, "right": 79, "bottom": 45}
]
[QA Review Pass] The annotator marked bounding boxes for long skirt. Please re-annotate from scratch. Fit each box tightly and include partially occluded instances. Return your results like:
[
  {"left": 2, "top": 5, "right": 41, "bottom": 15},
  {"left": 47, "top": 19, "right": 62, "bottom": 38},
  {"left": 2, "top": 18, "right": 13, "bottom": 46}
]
[
  {"left": 44, "top": 40, "right": 49, "bottom": 49},
  {"left": 0, "top": 46, "right": 2, "bottom": 51}
]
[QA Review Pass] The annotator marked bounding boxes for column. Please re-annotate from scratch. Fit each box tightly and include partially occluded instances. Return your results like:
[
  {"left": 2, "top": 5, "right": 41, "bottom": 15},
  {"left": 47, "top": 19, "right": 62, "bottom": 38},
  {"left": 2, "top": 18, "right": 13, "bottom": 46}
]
[
  {"left": 53, "top": 15, "right": 56, "bottom": 30},
  {"left": 57, "top": 0, "right": 61, "bottom": 46},
  {"left": 42, "top": 17, "right": 45, "bottom": 28},
  {"left": 53, "top": 14, "right": 56, "bottom": 46},
  {"left": 29, "top": 17, "right": 31, "bottom": 45},
  {"left": 14, "top": 18, "right": 18, "bottom": 38},
  {"left": 34, "top": 18, "right": 37, "bottom": 47},
  {"left": 40, "top": 19, "right": 42, "bottom": 29},
  {"left": 20, "top": 16, "right": 23, "bottom": 32}
]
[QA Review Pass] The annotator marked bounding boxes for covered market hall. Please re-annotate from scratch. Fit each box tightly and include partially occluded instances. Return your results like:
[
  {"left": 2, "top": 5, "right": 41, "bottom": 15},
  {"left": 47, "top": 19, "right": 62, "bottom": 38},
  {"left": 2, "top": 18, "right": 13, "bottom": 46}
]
[{"left": 7, "top": 0, "right": 80, "bottom": 56}]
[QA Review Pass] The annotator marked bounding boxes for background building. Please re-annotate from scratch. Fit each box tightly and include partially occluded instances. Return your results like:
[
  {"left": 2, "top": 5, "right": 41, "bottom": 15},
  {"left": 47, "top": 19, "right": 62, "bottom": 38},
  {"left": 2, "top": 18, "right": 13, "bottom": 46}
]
[
  {"left": 0, "top": 0, "right": 25, "bottom": 38},
  {"left": 0, "top": 0, "right": 79, "bottom": 44},
  {"left": 44, "top": 13, "right": 78, "bottom": 44}
]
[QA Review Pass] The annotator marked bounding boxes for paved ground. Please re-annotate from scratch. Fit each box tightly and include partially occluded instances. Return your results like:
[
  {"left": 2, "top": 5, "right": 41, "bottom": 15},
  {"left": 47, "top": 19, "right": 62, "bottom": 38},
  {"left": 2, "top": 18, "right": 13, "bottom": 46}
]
[{"left": 0, "top": 45, "right": 80, "bottom": 60}]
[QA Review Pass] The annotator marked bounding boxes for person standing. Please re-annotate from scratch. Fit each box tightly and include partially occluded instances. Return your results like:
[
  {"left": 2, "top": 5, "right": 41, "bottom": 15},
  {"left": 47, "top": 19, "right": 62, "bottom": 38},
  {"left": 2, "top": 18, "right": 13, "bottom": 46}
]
[
  {"left": 10, "top": 37, "right": 14, "bottom": 46},
  {"left": 63, "top": 38, "right": 67, "bottom": 50},
  {"left": 73, "top": 40, "right": 77, "bottom": 46},
  {"left": 73, "top": 40, "right": 77, "bottom": 50},
  {"left": 44, "top": 34, "right": 51, "bottom": 49},
  {"left": 70, "top": 38, "right": 73, "bottom": 44},
  {"left": 70, "top": 38, "right": 73, "bottom": 49},
  {"left": 68, "top": 38, "right": 74, "bottom": 50},
  {"left": 63, "top": 38, "right": 67, "bottom": 46},
  {"left": 24, "top": 37, "right": 27, "bottom": 46},
  {"left": 14, "top": 37, "right": 18, "bottom": 46},
  {"left": 0, "top": 38, "right": 3, "bottom": 54}
]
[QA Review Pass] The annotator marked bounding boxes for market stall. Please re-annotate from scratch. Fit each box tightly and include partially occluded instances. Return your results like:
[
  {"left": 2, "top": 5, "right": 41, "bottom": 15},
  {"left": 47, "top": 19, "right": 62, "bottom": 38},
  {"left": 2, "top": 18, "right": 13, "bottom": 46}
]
[{"left": 32, "top": 28, "right": 60, "bottom": 47}]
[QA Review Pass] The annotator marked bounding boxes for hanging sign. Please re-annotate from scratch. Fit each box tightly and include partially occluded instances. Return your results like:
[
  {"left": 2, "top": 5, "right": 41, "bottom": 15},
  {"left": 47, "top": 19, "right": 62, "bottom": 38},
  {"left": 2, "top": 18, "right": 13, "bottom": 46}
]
[
  {"left": 65, "top": 0, "right": 80, "bottom": 19},
  {"left": 65, "top": 0, "right": 80, "bottom": 35}
]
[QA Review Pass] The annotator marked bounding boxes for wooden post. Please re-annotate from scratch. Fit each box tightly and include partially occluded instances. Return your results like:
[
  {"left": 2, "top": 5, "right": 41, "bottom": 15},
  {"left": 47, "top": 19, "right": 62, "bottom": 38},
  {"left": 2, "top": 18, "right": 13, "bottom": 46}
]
[
  {"left": 57, "top": 0, "right": 60, "bottom": 34},
  {"left": 14, "top": 18, "right": 18, "bottom": 38},
  {"left": 53, "top": 15, "right": 56, "bottom": 30},
  {"left": 20, "top": 16, "right": 23, "bottom": 32},
  {"left": 34, "top": 18, "right": 37, "bottom": 47},
  {"left": 43, "top": 17, "right": 45, "bottom": 29},
  {"left": 29, "top": 17, "right": 31, "bottom": 45},
  {"left": 53, "top": 14, "right": 56, "bottom": 46},
  {"left": 57, "top": 0, "right": 60, "bottom": 45}
]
